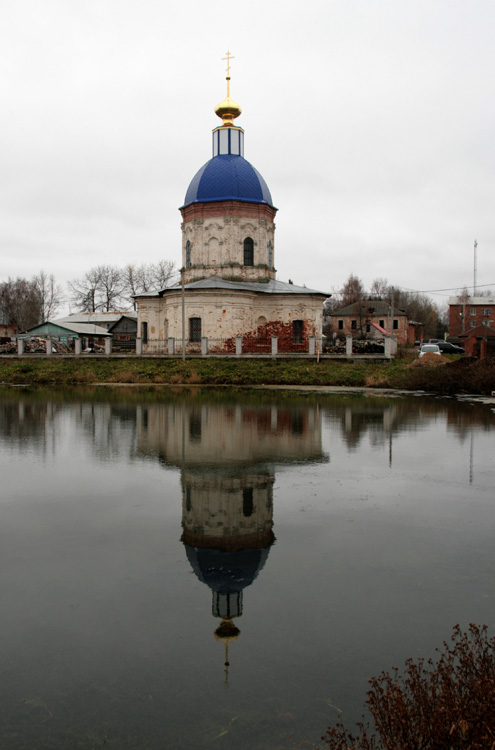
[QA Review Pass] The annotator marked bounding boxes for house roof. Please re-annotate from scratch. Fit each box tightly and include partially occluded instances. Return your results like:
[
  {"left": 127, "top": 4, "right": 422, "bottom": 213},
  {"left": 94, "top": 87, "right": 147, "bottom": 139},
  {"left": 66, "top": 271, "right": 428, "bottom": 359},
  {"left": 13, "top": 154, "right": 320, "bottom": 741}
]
[
  {"left": 460, "top": 324, "right": 495, "bottom": 338},
  {"left": 330, "top": 300, "right": 407, "bottom": 317},
  {"left": 22, "top": 321, "right": 111, "bottom": 337},
  {"left": 137, "top": 277, "right": 329, "bottom": 298},
  {"left": 54, "top": 312, "right": 137, "bottom": 326}
]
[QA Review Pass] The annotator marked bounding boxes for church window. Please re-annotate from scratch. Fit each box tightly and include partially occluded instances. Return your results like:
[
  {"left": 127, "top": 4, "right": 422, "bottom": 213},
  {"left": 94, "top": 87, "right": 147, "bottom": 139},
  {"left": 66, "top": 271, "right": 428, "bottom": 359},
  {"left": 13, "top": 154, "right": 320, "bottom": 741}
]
[
  {"left": 379, "top": 320, "right": 385, "bottom": 328},
  {"left": 141, "top": 321, "right": 148, "bottom": 344},
  {"left": 186, "top": 240, "right": 191, "bottom": 269},
  {"left": 189, "top": 317, "right": 201, "bottom": 342},
  {"left": 268, "top": 241, "right": 273, "bottom": 268},
  {"left": 243, "top": 237, "right": 254, "bottom": 266},
  {"left": 338, "top": 320, "right": 343, "bottom": 330},
  {"left": 189, "top": 412, "right": 202, "bottom": 442},
  {"left": 351, "top": 320, "right": 357, "bottom": 330},
  {"left": 292, "top": 319, "right": 303, "bottom": 343},
  {"left": 393, "top": 319, "right": 398, "bottom": 329},
  {"left": 242, "top": 488, "right": 254, "bottom": 517}
]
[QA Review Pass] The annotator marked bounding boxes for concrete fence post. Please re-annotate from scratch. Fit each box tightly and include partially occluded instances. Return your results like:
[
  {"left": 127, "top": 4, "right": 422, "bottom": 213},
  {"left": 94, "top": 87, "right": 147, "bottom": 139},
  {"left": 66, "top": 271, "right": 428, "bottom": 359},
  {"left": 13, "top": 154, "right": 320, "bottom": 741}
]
[
  {"left": 74, "top": 338, "right": 82, "bottom": 356},
  {"left": 271, "top": 337, "right": 278, "bottom": 358},
  {"left": 45, "top": 337, "right": 52, "bottom": 357},
  {"left": 345, "top": 335, "right": 353, "bottom": 357},
  {"left": 201, "top": 337, "right": 208, "bottom": 356},
  {"left": 136, "top": 338, "right": 143, "bottom": 356},
  {"left": 235, "top": 337, "right": 242, "bottom": 356},
  {"left": 384, "top": 336, "right": 397, "bottom": 358},
  {"left": 17, "top": 338, "right": 25, "bottom": 356},
  {"left": 309, "top": 336, "right": 316, "bottom": 355},
  {"left": 105, "top": 338, "right": 112, "bottom": 356},
  {"left": 168, "top": 337, "right": 175, "bottom": 355}
]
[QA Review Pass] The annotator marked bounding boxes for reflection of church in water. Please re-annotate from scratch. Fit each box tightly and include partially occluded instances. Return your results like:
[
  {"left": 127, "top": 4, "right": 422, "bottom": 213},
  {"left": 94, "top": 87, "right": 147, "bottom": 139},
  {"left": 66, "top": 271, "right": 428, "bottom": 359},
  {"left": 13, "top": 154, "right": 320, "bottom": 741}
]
[{"left": 137, "top": 399, "right": 327, "bottom": 675}]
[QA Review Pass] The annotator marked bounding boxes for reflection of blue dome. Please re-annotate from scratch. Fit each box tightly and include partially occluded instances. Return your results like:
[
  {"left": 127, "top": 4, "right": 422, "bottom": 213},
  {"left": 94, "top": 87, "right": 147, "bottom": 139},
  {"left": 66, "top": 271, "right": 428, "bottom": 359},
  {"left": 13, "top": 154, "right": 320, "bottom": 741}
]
[
  {"left": 182, "top": 154, "right": 273, "bottom": 208},
  {"left": 185, "top": 545, "right": 270, "bottom": 594}
]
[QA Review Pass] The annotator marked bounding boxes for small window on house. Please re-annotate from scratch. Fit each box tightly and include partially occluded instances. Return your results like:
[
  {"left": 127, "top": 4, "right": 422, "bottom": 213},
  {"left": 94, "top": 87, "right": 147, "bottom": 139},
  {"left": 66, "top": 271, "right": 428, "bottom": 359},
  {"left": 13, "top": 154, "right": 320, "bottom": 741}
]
[
  {"left": 141, "top": 321, "right": 148, "bottom": 344},
  {"left": 393, "top": 319, "right": 398, "bottom": 330},
  {"left": 470, "top": 308, "right": 476, "bottom": 316},
  {"left": 470, "top": 321, "right": 477, "bottom": 328},
  {"left": 186, "top": 240, "right": 191, "bottom": 269},
  {"left": 243, "top": 237, "right": 254, "bottom": 266},
  {"left": 366, "top": 324, "right": 371, "bottom": 332},
  {"left": 338, "top": 320, "right": 343, "bottom": 330},
  {"left": 379, "top": 320, "right": 385, "bottom": 328},
  {"left": 482, "top": 308, "right": 491, "bottom": 315},
  {"left": 351, "top": 320, "right": 357, "bottom": 330},
  {"left": 242, "top": 488, "right": 254, "bottom": 517},
  {"left": 189, "top": 317, "right": 201, "bottom": 342},
  {"left": 292, "top": 319, "right": 303, "bottom": 343}
]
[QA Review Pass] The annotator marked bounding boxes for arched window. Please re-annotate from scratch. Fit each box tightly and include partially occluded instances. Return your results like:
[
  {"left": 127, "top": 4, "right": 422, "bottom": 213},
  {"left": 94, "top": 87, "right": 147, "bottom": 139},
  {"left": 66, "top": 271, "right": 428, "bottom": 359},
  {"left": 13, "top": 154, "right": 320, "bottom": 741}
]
[
  {"left": 268, "top": 240, "right": 273, "bottom": 268},
  {"left": 242, "top": 488, "right": 254, "bottom": 517},
  {"left": 189, "top": 317, "right": 201, "bottom": 342},
  {"left": 186, "top": 240, "right": 191, "bottom": 269},
  {"left": 243, "top": 237, "right": 254, "bottom": 266}
]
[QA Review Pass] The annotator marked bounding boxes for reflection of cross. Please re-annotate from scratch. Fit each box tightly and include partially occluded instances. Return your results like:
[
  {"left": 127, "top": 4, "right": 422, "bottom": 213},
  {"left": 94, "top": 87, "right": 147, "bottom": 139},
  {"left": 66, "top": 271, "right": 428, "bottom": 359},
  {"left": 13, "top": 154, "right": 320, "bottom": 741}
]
[{"left": 222, "top": 50, "right": 234, "bottom": 76}]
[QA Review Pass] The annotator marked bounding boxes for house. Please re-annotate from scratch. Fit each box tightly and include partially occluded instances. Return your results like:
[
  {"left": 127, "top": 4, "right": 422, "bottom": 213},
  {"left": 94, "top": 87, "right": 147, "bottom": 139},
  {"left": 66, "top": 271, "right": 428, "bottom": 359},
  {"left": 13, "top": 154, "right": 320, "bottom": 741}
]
[
  {"left": 459, "top": 324, "right": 495, "bottom": 358},
  {"left": 329, "top": 300, "right": 422, "bottom": 346},
  {"left": 107, "top": 315, "right": 138, "bottom": 350},
  {"left": 135, "top": 66, "right": 328, "bottom": 354},
  {"left": 448, "top": 296, "right": 495, "bottom": 338},
  {"left": 54, "top": 311, "right": 137, "bottom": 332},
  {"left": 0, "top": 310, "right": 17, "bottom": 339},
  {"left": 20, "top": 321, "right": 111, "bottom": 348}
]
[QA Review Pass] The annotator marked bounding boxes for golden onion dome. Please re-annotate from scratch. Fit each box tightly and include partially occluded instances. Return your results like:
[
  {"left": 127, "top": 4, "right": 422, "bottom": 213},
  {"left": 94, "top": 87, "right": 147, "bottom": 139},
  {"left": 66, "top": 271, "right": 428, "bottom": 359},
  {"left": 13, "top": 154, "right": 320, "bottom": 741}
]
[{"left": 214, "top": 85, "right": 242, "bottom": 127}]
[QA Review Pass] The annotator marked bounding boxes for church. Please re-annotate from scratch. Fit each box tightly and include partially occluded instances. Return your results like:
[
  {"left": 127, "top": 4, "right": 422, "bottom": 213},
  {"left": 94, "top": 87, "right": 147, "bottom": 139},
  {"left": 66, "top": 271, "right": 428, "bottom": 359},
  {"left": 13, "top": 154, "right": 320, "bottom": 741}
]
[{"left": 136, "top": 58, "right": 328, "bottom": 354}]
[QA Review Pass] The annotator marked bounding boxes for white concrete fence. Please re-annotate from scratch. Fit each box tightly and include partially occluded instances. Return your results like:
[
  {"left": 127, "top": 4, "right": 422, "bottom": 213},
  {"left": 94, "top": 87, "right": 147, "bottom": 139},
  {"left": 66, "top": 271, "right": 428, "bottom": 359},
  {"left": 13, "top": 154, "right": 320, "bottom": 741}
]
[{"left": 16, "top": 334, "right": 397, "bottom": 358}]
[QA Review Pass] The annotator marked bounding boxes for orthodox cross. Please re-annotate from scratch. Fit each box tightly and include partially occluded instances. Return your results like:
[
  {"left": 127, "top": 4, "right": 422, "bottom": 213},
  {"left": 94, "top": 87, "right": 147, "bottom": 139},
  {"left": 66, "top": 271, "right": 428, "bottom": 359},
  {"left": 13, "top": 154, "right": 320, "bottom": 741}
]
[{"left": 222, "top": 50, "right": 234, "bottom": 76}]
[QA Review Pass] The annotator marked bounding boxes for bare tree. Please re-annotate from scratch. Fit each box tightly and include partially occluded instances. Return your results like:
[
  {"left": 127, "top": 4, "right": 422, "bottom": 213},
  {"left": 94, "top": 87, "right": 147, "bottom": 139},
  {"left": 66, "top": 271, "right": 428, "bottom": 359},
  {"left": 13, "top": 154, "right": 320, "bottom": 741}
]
[
  {"left": 33, "top": 270, "right": 63, "bottom": 322},
  {"left": 341, "top": 273, "right": 364, "bottom": 307},
  {"left": 68, "top": 268, "right": 102, "bottom": 312},
  {"left": 96, "top": 265, "right": 123, "bottom": 311},
  {"left": 0, "top": 277, "right": 41, "bottom": 331},
  {"left": 150, "top": 260, "right": 175, "bottom": 290}
]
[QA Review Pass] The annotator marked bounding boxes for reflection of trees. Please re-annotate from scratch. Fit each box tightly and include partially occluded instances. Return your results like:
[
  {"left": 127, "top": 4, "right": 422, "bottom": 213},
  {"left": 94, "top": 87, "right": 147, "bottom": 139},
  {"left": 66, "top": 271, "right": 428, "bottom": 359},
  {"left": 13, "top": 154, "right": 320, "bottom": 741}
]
[
  {"left": 0, "top": 398, "right": 62, "bottom": 457},
  {"left": 325, "top": 395, "right": 495, "bottom": 450}
]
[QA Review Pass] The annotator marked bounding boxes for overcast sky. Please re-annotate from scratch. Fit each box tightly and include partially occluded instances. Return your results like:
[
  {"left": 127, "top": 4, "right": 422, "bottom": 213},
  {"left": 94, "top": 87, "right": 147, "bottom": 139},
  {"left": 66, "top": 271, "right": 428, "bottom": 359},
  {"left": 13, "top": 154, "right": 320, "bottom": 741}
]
[{"left": 2, "top": 0, "right": 494, "bottom": 312}]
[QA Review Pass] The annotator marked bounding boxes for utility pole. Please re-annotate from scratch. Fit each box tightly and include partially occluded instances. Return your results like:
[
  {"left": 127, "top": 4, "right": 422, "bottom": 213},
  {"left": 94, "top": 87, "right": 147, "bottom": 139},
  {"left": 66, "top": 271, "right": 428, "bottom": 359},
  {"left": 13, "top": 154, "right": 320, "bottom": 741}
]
[
  {"left": 181, "top": 267, "right": 185, "bottom": 361},
  {"left": 473, "top": 239, "right": 478, "bottom": 296}
]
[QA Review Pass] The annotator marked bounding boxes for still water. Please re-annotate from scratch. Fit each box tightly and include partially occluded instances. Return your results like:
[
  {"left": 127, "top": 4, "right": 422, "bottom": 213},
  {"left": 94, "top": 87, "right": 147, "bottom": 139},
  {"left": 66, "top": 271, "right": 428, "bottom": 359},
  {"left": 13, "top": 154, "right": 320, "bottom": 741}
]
[{"left": 0, "top": 387, "right": 494, "bottom": 749}]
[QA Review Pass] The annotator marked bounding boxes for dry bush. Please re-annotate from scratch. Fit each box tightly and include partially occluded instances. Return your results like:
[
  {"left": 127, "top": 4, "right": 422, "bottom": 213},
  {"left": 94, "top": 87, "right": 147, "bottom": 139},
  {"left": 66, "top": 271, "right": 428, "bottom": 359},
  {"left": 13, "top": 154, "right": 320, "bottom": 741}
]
[
  {"left": 187, "top": 371, "right": 203, "bottom": 384},
  {"left": 169, "top": 373, "right": 183, "bottom": 384},
  {"left": 112, "top": 370, "right": 137, "bottom": 383},
  {"left": 321, "top": 624, "right": 495, "bottom": 750}
]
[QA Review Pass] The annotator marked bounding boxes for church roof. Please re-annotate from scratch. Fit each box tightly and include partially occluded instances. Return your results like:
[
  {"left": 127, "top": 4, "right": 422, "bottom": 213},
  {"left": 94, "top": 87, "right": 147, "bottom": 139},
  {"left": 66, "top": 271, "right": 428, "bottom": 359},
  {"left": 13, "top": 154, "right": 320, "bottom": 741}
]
[
  {"left": 182, "top": 154, "right": 274, "bottom": 208},
  {"left": 137, "top": 277, "right": 329, "bottom": 298}
]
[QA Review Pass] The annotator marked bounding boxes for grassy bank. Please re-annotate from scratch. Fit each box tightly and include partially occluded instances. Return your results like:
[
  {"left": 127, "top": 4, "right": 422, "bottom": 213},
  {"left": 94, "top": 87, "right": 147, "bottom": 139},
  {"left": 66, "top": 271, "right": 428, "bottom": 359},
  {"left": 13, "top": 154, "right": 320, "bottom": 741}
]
[{"left": 1, "top": 355, "right": 494, "bottom": 394}]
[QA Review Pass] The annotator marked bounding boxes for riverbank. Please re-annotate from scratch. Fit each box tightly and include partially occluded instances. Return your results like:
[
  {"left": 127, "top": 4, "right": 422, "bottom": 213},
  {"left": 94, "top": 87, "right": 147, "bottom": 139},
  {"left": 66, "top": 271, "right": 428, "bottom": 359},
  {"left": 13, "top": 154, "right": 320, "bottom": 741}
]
[{"left": 1, "top": 355, "right": 495, "bottom": 394}]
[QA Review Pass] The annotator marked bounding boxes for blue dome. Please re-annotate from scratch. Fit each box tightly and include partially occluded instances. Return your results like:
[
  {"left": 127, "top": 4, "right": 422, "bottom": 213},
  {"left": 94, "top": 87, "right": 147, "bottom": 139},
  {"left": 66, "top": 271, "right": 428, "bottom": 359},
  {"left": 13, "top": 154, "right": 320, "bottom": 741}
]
[{"left": 182, "top": 154, "right": 273, "bottom": 208}]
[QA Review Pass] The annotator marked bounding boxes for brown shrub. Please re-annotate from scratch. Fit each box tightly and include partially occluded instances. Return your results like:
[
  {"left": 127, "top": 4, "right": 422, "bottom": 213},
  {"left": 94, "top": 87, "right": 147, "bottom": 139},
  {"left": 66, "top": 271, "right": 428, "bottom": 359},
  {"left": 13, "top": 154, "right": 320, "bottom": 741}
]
[{"left": 321, "top": 624, "right": 495, "bottom": 750}]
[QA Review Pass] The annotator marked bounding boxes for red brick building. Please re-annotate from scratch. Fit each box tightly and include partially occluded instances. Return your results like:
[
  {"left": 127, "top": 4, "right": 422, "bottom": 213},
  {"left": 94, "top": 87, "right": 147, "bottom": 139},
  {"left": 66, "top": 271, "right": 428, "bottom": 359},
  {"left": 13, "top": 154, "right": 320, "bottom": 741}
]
[{"left": 448, "top": 296, "right": 495, "bottom": 337}]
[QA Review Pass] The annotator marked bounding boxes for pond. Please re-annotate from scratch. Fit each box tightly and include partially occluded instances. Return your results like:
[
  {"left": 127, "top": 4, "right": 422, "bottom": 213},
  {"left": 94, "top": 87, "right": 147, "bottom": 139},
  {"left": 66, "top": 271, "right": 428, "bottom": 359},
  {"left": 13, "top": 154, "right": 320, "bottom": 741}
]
[{"left": 0, "top": 387, "right": 494, "bottom": 749}]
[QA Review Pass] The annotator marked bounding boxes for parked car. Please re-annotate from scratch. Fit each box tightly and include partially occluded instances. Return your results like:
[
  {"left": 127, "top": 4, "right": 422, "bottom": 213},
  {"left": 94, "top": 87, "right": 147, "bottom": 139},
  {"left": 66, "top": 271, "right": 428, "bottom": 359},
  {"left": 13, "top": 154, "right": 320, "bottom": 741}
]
[
  {"left": 436, "top": 341, "right": 465, "bottom": 354},
  {"left": 419, "top": 344, "right": 441, "bottom": 358}
]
